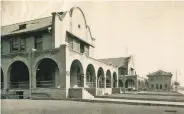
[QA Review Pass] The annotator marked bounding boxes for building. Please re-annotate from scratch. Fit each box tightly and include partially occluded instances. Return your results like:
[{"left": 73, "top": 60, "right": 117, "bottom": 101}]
[
  {"left": 1, "top": 7, "right": 119, "bottom": 99},
  {"left": 147, "top": 70, "right": 173, "bottom": 91},
  {"left": 99, "top": 56, "right": 145, "bottom": 91}
]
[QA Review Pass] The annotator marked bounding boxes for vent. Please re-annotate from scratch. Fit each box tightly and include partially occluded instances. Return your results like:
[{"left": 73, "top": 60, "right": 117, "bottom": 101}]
[{"left": 19, "top": 24, "right": 27, "bottom": 30}]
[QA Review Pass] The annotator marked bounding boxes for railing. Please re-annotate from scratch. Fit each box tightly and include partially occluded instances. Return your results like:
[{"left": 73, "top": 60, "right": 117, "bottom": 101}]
[
  {"left": 9, "top": 81, "right": 29, "bottom": 89},
  {"left": 77, "top": 81, "right": 82, "bottom": 87},
  {"left": 98, "top": 83, "right": 105, "bottom": 88},
  {"left": 106, "top": 83, "right": 112, "bottom": 88},
  {"left": 86, "top": 82, "right": 95, "bottom": 88},
  {"left": 36, "top": 80, "right": 55, "bottom": 88}
]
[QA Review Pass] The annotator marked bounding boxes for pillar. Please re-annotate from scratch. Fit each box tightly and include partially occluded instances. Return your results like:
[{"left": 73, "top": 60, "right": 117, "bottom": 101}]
[
  {"left": 104, "top": 77, "right": 106, "bottom": 88},
  {"left": 95, "top": 76, "right": 97, "bottom": 88},
  {"left": 83, "top": 74, "right": 86, "bottom": 88}
]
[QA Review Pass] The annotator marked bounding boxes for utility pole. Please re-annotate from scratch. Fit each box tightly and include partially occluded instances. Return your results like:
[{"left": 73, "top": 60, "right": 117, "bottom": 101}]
[{"left": 175, "top": 70, "right": 178, "bottom": 91}]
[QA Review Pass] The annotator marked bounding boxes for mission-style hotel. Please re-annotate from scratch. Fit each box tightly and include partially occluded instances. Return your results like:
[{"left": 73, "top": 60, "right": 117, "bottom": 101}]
[{"left": 1, "top": 7, "right": 171, "bottom": 99}]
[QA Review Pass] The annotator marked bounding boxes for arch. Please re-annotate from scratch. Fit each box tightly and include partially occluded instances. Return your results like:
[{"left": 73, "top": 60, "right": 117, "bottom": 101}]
[
  {"left": 97, "top": 67, "right": 105, "bottom": 88},
  {"left": 125, "top": 79, "right": 135, "bottom": 90},
  {"left": 86, "top": 64, "right": 96, "bottom": 88},
  {"left": 36, "top": 58, "right": 59, "bottom": 88},
  {"left": 70, "top": 59, "right": 84, "bottom": 88},
  {"left": 113, "top": 72, "right": 118, "bottom": 88},
  {"left": 119, "top": 79, "right": 123, "bottom": 87},
  {"left": 106, "top": 70, "right": 111, "bottom": 88},
  {"left": 8, "top": 61, "right": 29, "bottom": 89},
  {"left": 1, "top": 68, "right": 4, "bottom": 89}
]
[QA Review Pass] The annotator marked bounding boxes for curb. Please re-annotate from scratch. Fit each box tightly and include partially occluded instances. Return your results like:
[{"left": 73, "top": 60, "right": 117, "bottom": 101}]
[
  {"left": 96, "top": 96, "right": 184, "bottom": 102},
  {"left": 66, "top": 98, "right": 184, "bottom": 108}
]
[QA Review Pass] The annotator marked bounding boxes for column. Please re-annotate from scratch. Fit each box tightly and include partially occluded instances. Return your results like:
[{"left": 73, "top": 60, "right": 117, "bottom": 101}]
[
  {"left": 83, "top": 74, "right": 86, "bottom": 88},
  {"left": 104, "top": 77, "right": 106, "bottom": 88},
  {"left": 3, "top": 69, "right": 8, "bottom": 92},
  {"left": 94, "top": 76, "right": 97, "bottom": 88}
]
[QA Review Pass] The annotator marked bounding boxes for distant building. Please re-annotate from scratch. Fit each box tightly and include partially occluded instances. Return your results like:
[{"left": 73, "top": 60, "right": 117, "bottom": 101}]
[
  {"left": 99, "top": 56, "right": 145, "bottom": 91},
  {"left": 147, "top": 70, "right": 173, "bottom": 91}
]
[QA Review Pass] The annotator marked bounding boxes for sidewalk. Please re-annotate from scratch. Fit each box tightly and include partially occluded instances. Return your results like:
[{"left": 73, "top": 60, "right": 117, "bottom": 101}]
[
  {"left": 178, "top": 90, "right": 184, "bottom": 95},
  {"left": 70, "top": 97, "right": 184, "bottom": 108}
]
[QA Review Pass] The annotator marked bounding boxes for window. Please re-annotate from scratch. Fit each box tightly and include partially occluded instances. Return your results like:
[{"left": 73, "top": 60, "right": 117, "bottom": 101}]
[
  {"left": 151, "top": 84, "right": 154, "bottom": 89},
  {"left": 19, "top": 24, "right": 26, "bottom": 30},
  {"left": 35, "top": 34, "right": 42, "bottom": 50},
  {"left": 68, "top": 37, "right": 73, "bottom": 49},
  {"left": 80, "top": 43, "right": 85, "bottom": 53},
  {"left": 85, "top": 45, "right": 89, "bottom": 56},
  {"left": 20, "top": 38, "right": 26, "bottom": 51},
  {"left": 156, "top": 84, "right": 159, "bottom": 89},
  {"left": 160, "top": 84, "right": 162, "bottom": 89},
  {"left": 165, "top": 84, "right": 167, "bottom": 88},
  {"left": 11, "top": 38, "right": 19, "bottom": 51},
  {"left": 150, "top": 77, "right": 154, "bottom": 81}
]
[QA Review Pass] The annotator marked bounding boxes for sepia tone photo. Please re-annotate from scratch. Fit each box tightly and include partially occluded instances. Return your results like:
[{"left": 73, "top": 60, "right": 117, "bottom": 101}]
[{"left": 1, "top": 0, "right": 184, "bottom": 114}]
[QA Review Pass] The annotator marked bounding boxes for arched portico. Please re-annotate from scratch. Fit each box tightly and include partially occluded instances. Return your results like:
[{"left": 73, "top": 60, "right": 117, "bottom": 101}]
[
  {"left": 36, "top": 58, "right": 59, "bottom": 88},
  {"left": 8, "top": 61, "right": 29, "bottom": 89},
  {"left": 106, "top": 70, "right": 111, "bottom": 88},
  {"left": 125, "top": 79, "right": 135, "bottom": 89},
  {"left": 119, "top": 79, "right": 123, "bottom": 87},
  {"left": 70, "top": 59, "right": 84, "bottom": 88},
  {"left": 97, "top": 67, "right": 105, "bottom": 88},
  {"left": 113, "top": 72, "right": 118, "bottom": 88},
  {"left": 86, "top": 64, "right": 96, "bottom": 88}
]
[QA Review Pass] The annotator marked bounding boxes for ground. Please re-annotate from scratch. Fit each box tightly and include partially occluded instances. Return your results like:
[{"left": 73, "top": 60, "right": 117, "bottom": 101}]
[
  {"left": 1, "top": 100, "right": 184, "bottom": 114},
  {"left": 99, "top": 93, "right": 184, "bottom": 102}
]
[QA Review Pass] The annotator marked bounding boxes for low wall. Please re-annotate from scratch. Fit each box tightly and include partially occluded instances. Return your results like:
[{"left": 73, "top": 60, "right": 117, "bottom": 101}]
[
  {"left": 68, "top": 88, "right": 83, "bottom": 98},
  {"left": 3, "top": 89, "right": 30, "bottom": 99},
  {"left": 32, "top": 88, "right": 67, "bottom": 99},
  {"left": 112, "top": 88, "right": 121, "bottom": 94},
  {"left": 96, "top": 88, "right": 112, "bottom": 96},
  {"left": 105, "top": 88, "right": 112, "bottom": 95}
]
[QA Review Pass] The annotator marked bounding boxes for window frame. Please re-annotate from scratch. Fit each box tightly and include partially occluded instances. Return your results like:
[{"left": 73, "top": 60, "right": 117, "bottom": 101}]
[
  {"left": 10, "top": 38, "right": 20, "bottom": 52},
  {"left": 20, "top": 37, "right": 26, "bottom": 51},
  {"left": 35, "top": 34, "right": 43, "bottom": 50}
]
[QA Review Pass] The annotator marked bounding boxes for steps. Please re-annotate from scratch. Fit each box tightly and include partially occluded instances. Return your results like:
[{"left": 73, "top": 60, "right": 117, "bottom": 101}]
[{"left": 69, "top": 88, "right": 94, "bottom": 99}]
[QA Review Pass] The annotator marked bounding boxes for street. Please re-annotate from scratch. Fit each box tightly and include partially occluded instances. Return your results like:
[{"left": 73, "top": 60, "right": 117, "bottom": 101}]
[{"left": 1, "top": 100, "right": 184, "bottom": 114}]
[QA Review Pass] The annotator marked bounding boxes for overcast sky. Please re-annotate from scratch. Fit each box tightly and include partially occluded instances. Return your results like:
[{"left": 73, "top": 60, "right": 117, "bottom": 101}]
[{"left": 1, "top": 0, "right": 184, "bottom": 85}]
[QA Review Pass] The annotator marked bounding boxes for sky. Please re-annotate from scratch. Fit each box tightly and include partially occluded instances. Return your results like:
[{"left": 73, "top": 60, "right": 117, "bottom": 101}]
[{"left": 1, "top": 0, "right": 184, "bottom": 85}]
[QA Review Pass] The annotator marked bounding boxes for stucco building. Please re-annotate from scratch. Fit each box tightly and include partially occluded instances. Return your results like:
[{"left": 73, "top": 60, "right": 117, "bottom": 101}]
[
  {"left": 147, "top": 70, "right": 173, "bottom": 91},
  {"left": 99, "top": 56, "right": 145, "bottom": 91},
  {"left": 1, "top": 7, "right": 119, "bottom": 99}
]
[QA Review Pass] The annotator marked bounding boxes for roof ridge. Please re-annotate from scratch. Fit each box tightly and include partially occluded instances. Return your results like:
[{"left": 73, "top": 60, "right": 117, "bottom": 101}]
[
  {"left": 99, "top": 56, "right": 130, "bottom": 60},
  {"left": 1, "top": 16, "right": 52, "bottom": 27}
]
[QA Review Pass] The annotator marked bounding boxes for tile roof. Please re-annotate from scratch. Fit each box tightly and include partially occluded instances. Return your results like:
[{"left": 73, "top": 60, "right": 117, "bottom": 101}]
[
  {"left": 1, "top": 16, "right": 53, "bottom": 37},
  {"left": 98, "top": 57, "right": 130, "bottom": 68},
  {"left": 147, "top": 70, "right": 172, "bottom": 76}
]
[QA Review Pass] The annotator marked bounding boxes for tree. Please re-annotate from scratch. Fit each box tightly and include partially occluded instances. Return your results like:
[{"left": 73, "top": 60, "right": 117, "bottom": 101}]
[{"left": 173, "top": 81, "right": 180, "bottom": 91}]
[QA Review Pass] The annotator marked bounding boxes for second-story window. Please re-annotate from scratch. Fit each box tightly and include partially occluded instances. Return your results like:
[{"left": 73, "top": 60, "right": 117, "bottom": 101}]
[
  {"left": 11, "top": 38, "right": 19, "bottom": 52},
  {"left": 35, "top": 34, "right": 42, "bottom": 50},
  {"left": 85, "top": 45, "right": 89, "bottom": 56},
  {"left": 80, "top": 43, "right": 85, "bottom": 53},
  {"left": 20, "top": 38, "right": 26, "bottom": 51}
]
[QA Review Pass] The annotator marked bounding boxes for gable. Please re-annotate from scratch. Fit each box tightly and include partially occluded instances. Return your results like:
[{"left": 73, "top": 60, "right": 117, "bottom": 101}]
[{"left": 147, "top": 70, "right": 172, "bottom": 76}]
